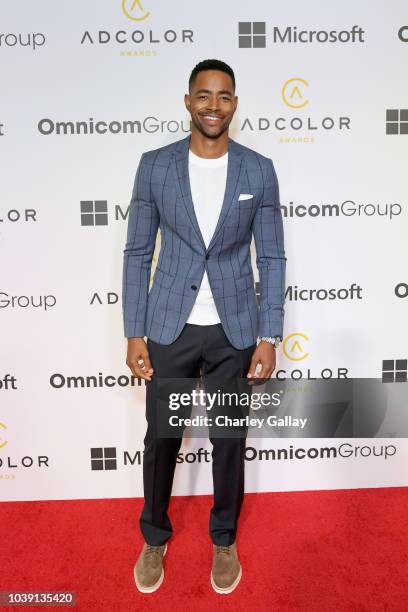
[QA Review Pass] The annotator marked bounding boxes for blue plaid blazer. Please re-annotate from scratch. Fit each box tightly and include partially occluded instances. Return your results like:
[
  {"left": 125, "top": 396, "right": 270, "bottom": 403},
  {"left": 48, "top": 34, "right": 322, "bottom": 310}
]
[{"left": 122, "top": 134, "right": 286, "bottom": 350}]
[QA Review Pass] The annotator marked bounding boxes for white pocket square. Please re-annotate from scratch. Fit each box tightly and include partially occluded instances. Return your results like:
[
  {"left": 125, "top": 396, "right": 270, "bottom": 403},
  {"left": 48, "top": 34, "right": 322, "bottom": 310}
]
[{"left": 238, "top": 193, "right": 253, "bottom": 201}]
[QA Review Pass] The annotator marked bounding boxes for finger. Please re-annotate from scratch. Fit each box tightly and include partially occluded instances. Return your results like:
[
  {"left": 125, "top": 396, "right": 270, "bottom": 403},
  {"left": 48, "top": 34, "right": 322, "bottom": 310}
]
[
  {"left": 255, "top": 362, "right": 273, "bottom": 379},
  {"left": 128, "top": 360, "right": 153, "bottom": 381},
  {"left": 257, "top": 368, "right": 272, "bottom": 380},
  {"left": 135, "top": 352, "right": 154, "bottom": 376},
  {"left": 141, "top": 353, "right": 154, "bottom": 374},
  {"left": 247, "top": 367, "right": 266, "bottom": 386},
  {"left": 252, "top": 361, "right": 272, "bottom": 379},
  {"left": 135, "top": 364, "right": 154, "bottom": 381}
]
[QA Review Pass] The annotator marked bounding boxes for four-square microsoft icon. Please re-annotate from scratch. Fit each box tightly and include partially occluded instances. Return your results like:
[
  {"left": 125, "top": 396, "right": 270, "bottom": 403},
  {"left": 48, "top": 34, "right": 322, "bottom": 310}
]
[
  {"left": 382, "top": 359, "right": 407, "bottom": 382},
  {"left": 91, "top": 447, "right": 117, "bottom": 470},
  {"left": 386, "top": 109, "right": 408, "bottom": 135},
  {"left": 239, "top": 22, "right": 266, "bottom": 48},
  {"left": 80, "top": 200, "right": 108, "bottom": 226}
]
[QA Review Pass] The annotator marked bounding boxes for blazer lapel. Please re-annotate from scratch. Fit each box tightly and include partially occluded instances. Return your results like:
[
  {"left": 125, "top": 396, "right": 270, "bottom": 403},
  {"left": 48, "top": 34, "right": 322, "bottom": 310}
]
[
  {"left": 172, "top": 134, "right": 245, "bottom": 252},
  {"left": 173, "top": 134, "right": 206, "bottom": 250},
  {"left": 208, "top": 138, "right": 244, "bottom": 251}
]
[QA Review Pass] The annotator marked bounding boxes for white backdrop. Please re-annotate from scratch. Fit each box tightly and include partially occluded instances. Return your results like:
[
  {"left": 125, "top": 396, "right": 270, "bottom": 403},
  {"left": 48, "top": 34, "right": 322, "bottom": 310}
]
[{"left": 1, "top": 0, "right": 407, "bottom": 501}]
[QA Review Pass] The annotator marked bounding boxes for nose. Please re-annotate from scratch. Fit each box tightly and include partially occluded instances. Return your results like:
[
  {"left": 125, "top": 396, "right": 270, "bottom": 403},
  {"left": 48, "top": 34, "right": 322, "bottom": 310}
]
[{"left": 205, "top": 95, "right": 220, "bottom": 111}]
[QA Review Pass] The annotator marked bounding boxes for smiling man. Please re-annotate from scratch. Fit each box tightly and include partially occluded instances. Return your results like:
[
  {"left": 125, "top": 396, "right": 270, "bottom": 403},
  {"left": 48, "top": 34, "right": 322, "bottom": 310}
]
[{"left": 122, "top": 59, "right": 286, "bottom": 594}]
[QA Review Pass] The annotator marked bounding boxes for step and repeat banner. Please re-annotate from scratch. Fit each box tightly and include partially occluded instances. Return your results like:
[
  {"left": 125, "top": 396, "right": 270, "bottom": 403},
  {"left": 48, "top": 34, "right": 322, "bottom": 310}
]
[{"left": 1, "top": 1, "right": 407, "bottom": 501}]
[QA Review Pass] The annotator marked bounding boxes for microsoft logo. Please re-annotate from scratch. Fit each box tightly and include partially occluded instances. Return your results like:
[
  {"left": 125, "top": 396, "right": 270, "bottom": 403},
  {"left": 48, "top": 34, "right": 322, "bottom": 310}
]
[
  {"left": 80, "top": 200, "right": 108, "bottom": 226},
  {"left": 238, "top": 22, "right": 266, "bottom": 48},
  {"left": 382, "top": 359, "right": 407, "bottom": 383},
  {"left": 90, "top": 447, "right": 117, "bottom": 470},
  {"left": 386, "top": 109, "right": 408, "bottom": 135}
]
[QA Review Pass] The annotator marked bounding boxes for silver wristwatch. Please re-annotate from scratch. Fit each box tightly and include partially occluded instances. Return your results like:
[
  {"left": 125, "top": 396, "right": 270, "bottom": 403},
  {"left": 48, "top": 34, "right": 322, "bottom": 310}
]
[{"left": 257, "top": 336, "right": 281, "bottom": 348}]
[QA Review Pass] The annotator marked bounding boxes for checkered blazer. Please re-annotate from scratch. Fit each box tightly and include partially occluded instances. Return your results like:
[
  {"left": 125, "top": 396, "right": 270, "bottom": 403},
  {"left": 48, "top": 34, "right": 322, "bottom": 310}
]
[{"left": 122, "top": 134, "right": 286, "bottom": 350}]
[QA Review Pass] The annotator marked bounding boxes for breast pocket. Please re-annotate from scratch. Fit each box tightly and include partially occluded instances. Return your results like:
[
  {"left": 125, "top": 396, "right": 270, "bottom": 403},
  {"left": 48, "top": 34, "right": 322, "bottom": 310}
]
[
  {"left": 226, "top": 199, "right": 256, "bottom": 229},
  {"left": 237, "top": 200, "right": 255, "bottom": 210}
]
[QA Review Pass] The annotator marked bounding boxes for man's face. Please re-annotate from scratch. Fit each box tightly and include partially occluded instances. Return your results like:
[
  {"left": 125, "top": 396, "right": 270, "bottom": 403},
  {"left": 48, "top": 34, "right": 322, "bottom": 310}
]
[{"left": 185, "top": 69, "right": 238, "bottom": 139}]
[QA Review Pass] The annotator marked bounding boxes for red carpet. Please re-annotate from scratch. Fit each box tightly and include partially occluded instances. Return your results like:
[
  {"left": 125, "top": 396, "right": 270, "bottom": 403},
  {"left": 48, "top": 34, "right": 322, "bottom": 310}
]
[{"left": 0, "top": 488, "right": 407, "bottom": 611}]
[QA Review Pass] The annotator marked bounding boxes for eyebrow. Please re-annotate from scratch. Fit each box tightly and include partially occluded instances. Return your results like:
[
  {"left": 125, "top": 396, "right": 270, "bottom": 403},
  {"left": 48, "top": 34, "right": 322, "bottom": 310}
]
[{"left": 194, "top": 89, "right": 233, "bottom": 96}]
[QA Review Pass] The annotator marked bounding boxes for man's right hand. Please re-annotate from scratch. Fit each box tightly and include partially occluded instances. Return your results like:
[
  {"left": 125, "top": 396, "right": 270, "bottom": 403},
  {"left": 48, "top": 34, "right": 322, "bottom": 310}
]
[{"left": 126, "top": 337, "right": 154, "bottom": 381}]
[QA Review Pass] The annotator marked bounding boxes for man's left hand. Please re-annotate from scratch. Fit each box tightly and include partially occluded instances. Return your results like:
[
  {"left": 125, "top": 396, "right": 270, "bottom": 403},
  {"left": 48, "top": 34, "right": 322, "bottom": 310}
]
[{"left": 247, "top": 341, "right": 276, "bottom": 382}]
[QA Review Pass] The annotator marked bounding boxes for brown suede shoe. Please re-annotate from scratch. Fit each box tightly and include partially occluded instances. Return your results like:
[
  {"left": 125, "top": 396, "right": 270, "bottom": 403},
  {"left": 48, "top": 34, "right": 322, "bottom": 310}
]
[
  {"left": 211, "top": 542, "right": 242, "bottom": 594},
  {"left": 134, "top": 542, "right": 168, "bottom": 593}
]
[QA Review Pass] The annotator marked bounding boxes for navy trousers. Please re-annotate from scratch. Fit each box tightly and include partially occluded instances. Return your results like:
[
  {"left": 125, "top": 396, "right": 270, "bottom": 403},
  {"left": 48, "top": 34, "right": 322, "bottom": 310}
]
[{"left": 140, "top": 322, "right": 256, "bottom": 546}]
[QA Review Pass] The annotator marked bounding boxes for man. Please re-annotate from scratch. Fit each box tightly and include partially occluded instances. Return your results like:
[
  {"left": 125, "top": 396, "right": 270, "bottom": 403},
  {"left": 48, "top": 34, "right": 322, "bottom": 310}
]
[{"left": 122, "top": 59, "right": 286, "bottom": 594}]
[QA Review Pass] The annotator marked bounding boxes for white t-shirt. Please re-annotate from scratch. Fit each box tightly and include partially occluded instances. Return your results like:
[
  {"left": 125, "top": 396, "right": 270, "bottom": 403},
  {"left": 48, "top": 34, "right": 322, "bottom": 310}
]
[{"left": 186, "top": 149, "right": 228, "bottom": 325}]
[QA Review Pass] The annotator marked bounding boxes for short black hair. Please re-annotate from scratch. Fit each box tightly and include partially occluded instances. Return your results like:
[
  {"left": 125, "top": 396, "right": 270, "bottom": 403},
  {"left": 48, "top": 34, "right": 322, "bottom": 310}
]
[{"left": 188, "top": 59, "right": 236, "bottom": 93}]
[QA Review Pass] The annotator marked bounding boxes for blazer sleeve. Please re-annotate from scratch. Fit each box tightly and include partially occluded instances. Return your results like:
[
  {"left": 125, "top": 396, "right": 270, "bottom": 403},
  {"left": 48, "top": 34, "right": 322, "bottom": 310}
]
[
  {"left": 122, "top": 153, "right": 160, "bottom": 338},
  {"left": 251, "top": 157, "right": 286, "bottom": 339}
]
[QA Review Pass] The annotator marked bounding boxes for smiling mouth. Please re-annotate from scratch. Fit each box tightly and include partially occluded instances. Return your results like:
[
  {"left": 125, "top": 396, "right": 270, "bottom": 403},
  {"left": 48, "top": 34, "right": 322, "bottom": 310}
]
[{"left": 201, "top": 114, "right": 223, "bottom": 124}]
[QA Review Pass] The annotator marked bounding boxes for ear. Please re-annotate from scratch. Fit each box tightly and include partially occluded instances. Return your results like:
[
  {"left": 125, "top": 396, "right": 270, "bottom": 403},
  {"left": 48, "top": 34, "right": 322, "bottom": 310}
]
[{"left": 184, "top": 93, "right": 190, "bottom": 110}]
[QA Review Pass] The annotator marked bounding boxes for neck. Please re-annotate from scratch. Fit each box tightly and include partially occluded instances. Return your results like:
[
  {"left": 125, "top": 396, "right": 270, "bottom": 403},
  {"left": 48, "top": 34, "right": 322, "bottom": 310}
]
[{"left": 189, "top": 130, "right": 229, "bottom": 158}]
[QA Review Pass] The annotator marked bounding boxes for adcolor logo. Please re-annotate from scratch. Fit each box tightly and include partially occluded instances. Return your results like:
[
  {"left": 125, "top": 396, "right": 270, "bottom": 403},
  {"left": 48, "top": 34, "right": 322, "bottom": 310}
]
[
  {"left": 0, "top": 423, "right": 7, "bottom": 449},
  {"left": 277, "top": 333, "right": 349, "bottom": 380},
  {"left": 241, "top": 77, "right": 351, "bottom": 143},
  {"left": 80, "top": 1, "right": 193, "bottom": 51},
  {"left": 121, "top": 0, "right": 150, "bottom": 22},
  {"left": 282, "top": 78, "right": 309, "bottom": 109},
  {"left": 283, "top": 333, "right": 310, "bottom": 361}
]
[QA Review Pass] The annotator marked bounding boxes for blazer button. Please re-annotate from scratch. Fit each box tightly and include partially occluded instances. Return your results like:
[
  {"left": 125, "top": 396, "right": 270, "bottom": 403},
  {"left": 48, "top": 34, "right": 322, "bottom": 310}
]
[
  {"left": 191, "top": 284, "right": 197, "bottom": 290},
  {"left": 205, "top": 253, "right": 210, "bottom": 260}
]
